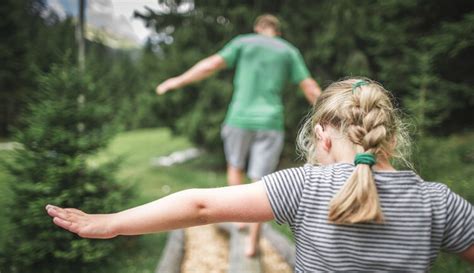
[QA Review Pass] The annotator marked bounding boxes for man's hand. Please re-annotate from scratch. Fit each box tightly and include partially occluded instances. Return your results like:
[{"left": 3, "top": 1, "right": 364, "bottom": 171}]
[
  {"left": 299, "top": 78, "right": 322, "bottom": 105},
  {"left": 156, "top": 55, "right": 226, "bottom": 95},
  {"left": 156, "top": 77, "right": 182, "bottom": 95}
]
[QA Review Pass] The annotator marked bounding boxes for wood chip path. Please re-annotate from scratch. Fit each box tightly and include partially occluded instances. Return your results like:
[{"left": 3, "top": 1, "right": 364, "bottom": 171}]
[{"left": 180, "top": 224, "right": 292, "bottom": 273}]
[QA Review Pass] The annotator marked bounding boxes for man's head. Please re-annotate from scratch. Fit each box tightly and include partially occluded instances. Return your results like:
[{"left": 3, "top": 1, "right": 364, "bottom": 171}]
[{"left": 254, "top": 14, "right": 281, "bottom": 36}]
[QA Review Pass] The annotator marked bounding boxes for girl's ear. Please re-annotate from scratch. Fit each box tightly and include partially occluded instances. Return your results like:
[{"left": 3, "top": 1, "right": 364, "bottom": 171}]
[
  {"left": 315, "top": 124, "right": 324, "bottom": 140},
  {"left": 315, "top": 124, "right": 332, "bottom": 152}
]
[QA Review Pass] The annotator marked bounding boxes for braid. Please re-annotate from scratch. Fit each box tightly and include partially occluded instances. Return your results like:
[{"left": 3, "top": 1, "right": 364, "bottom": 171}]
[
  {"left": 297, "top": 77, "right": 411, "bottom": 224},
  {"left": 346, "top": 86, "right": 392, "bottom": 151},
  {"left": 328, "top": 81, "right": 393, "bottom": 224}
]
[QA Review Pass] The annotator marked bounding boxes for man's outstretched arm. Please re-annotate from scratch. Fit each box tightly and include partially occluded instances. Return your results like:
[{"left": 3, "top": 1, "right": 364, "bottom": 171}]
[
  {"left": 299, "top": 78, "right": 322, "bottom": 105},
  {"left": 156, "top": 54, "right": 226, "bottom": 95}
]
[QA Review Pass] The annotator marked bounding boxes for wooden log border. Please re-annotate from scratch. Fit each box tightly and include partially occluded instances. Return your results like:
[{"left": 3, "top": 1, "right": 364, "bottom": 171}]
[
  {"left": 154, "top": 229, "right": 185, "bottom": 273},
  {"left": 261, "top": 224, "right": 296, "bottom": 269}
]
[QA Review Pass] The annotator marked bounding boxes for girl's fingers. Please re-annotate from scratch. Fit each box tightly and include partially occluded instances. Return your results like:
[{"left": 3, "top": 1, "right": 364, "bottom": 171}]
[
  {"left": 53, "top": 217, "right": 72, "bottom": 231},
  {"left": 46, "top": 204, "right": 105, "bottom": 238},
  {"left": 65, "top": 208, "right": 85, "bottom": 216},
  {"left": 47, "top": 207, "right": 79, "bottom": 225},
  {"left": 46, "top": 207, "right": 61, "bottom": 218},
  {"left": 46, "top": 205, "right": 85, "bottom": 217},
  {"left": 46, "top": 204, "right": 60, "bottom": 211},
  {"left": 47, "top": 208, "right": 68, "bottom": 220}
]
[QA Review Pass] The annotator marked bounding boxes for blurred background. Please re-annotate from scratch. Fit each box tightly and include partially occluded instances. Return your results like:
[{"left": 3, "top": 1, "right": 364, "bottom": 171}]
[{"left": 0, "top": 0, "right": 473, "bottom": 272}]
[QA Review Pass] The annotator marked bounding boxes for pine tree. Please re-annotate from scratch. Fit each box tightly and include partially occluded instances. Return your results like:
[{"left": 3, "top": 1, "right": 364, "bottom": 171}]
[{"left": 0, "top": 62, "right": 134, "bottom": 273}]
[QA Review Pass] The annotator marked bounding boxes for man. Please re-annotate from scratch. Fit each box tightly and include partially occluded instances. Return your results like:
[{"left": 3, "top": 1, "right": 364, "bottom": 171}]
[{"left": 156, "top": 14, "right": 321, "bottom": 257}]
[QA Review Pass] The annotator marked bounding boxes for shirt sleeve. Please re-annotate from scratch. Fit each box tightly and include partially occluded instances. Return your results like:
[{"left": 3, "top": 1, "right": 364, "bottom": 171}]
[
  {"left": 289, "top": 49, "right": 311, "bottom": 84},
  {"left": 441, "top": 187, "right": 474, "bottom": 253},
  {"left": 217, "top": 36, "right": 242, "bottom": 68},
  {"left": 262, "top": 167, "right": 306, "bottom": 226}
]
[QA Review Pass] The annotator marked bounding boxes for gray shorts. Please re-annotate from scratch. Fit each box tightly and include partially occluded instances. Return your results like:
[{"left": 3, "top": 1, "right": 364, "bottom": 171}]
[{"left": 221, "top": 125, "right": 284, "bottom": 180}]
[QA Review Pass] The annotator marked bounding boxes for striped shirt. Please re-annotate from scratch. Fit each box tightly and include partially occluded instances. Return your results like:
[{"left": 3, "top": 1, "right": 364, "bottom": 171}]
[{"left": 262, "top": 163, "right": 474, "bottom": 272}]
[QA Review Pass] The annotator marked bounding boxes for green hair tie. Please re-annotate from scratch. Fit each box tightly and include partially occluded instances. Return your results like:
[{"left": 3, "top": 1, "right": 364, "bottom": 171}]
[
  {"left": 354, "top": 153, "right": 376, "bottom": 166},
  {"left": 352, "top": 80, "right": 369, "bottom": 94}
]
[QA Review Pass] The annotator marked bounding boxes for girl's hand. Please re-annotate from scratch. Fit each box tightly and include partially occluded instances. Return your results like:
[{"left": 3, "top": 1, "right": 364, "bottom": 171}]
[{"left": 45, "top": 204, "right": 118, "bottom": 239}]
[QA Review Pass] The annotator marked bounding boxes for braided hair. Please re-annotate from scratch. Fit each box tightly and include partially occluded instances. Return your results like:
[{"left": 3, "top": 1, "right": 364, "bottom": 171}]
[{"left": 297, "top": 78, "right": 411, "bottom": 224}]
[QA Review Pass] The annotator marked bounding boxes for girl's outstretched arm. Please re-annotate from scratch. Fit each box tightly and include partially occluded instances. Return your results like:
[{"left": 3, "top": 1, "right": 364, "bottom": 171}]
[{"left": 45, "top": 181, "right": 274, "bottom": 239}]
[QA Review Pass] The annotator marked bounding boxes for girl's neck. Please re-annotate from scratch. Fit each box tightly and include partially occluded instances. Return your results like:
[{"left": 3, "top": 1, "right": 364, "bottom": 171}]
[
  {"left": 332, "top": 141, "right": 396, "bottom": 172},
  {"left": 372, "top": 160, "right": 396, "bottom": 172}
]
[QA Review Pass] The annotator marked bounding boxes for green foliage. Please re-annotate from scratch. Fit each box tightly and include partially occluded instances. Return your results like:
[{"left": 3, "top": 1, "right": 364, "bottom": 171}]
[
  {"left": 0, "top": 151, "right": 13, "bottom": 253},
  {"left": 84, "top": 45, "right": 159, "bottom": 131},
  {"left": 0, "top": 0, "right": 37, "bottom": 136},
  {"left": 0, "top": 0, "right": 156, "bottom": 137},
  {"left": 412, "top": 133, "right": 474, "bottom": 272},
  {"left": 0, "top": 63, "right": 134, "bottom": 273},
  {"left": 135, "top": 0, "right": 474, "bottom": 157},
  {"left": 0, "top": 0, "right": 76, "bottom": 136},
  {"left": 413, "top": 134, "right": 474, "bottom": 202}
]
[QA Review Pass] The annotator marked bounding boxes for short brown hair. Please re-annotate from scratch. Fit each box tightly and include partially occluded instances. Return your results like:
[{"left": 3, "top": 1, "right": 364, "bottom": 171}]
[{"left": 254, "top": 14, "right": 280, "bottom": 32}]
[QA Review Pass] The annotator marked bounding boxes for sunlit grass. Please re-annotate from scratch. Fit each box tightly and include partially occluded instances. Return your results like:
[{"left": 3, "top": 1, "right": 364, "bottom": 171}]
[{"left": 94, "top": 128, "right": 227, "bottom": 202}]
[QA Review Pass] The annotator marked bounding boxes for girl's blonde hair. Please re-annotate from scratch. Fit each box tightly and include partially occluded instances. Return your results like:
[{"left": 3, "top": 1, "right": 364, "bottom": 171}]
[{"left": 297, "top": 77, "right": 411, "bottom": 224}]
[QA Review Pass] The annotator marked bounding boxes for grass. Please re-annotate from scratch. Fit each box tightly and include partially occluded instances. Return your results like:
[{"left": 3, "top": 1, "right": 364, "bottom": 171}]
[{"left": 94, "top": 128, "right": 226, "bottom": 201}]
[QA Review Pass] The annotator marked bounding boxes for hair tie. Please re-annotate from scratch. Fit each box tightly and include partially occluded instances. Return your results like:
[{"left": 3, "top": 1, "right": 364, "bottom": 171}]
[
  {"left": 354, "top": 153, "right": 376, "bottom": 166},
  {"left": 352, "top": 80, "right": 369, "bottom": 94}
]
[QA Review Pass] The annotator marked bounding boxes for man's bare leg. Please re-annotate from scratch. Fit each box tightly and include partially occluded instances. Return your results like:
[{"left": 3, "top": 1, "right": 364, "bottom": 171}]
[
  {"left": 227, "top": 165, "right": 248, "bottom": 230},
  {"left": 246, "top": 177, "right": 262, "bottom": 257},
  {"left": 246, "top": 222, "right": 262, "bottom": 257},
  {"left": 227, "top": 165, "right": 244, "bottom": 186}
]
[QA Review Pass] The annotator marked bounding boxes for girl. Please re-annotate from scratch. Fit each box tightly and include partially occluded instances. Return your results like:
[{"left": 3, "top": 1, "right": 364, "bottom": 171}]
[{"left": 46, "top": 78, "right": 473, "bottom": 272}]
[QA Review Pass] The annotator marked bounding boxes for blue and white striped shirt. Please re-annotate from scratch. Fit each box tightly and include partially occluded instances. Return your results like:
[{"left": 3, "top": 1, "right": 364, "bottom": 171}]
[{"left": 263, "top": 163, "right": 473, "bottom": 272}]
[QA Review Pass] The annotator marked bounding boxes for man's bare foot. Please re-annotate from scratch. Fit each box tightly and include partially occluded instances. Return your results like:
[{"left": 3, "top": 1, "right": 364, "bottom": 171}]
[
  {"left": 245, "top": 235, "right": 259, "bottom": 257},
  {"left": 235, "top": 222, "right": 248, "bottom": 231},
  {"left": 45, "top": 204, "right": 117, "bottom": 239}
]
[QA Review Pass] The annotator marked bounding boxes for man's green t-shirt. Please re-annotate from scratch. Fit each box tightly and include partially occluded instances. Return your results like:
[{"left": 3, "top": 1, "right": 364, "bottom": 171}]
[{"left": 218, "top": 33, "right": 310, "bottom": 131}]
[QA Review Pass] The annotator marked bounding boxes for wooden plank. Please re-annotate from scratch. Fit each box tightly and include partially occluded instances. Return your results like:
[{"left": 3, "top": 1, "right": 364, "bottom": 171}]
[
  {"left": 155, "top": 229, "right": 185, "bottom": 273},
  {"left": 217, "top": 223, "right": 263, "bottom": 273}
]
